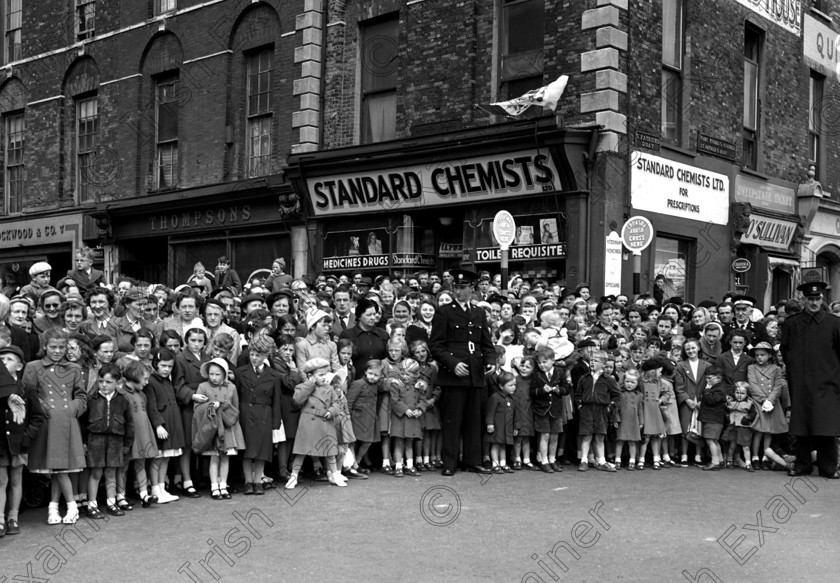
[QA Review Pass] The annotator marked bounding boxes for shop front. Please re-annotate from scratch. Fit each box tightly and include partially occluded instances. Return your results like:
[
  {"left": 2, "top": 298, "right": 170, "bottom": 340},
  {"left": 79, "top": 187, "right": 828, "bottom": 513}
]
[
  {"left": 90, "top": 180, "right": 299, "bottom": 288},
  {"left": 732, "top": 173, "right": 800, "bottom": 308},
  {"left": 288, "top": 120, "right": 594, "bottom": 285},
  {"left": 0, "top": 212, "right": 92, "bottom": 295},
  {"left": 629, "top": 150, "right": 731, "bottom": 304}
]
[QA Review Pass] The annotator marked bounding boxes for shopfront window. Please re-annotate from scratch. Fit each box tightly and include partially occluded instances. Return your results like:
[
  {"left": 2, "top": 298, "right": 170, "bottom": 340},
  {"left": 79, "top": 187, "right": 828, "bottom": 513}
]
[
  {"left": 653, "top": 235, "right": 690, "bottom": 302},
  {"left": 463, "top": 206, "right": 566, "bottom": 281}
]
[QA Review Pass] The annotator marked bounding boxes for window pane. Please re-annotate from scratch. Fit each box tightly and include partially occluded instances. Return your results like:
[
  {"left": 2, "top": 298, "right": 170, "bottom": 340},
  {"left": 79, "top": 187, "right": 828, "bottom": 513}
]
[
  {"left": 247, "top": 49, "right": 272, "bottom": 116},
  {"left": 248, "top": 116, "right": 271, "bottom": 177},
  {"left": 743, "top": 61, "right": 757, "bottom": 130},
  {"left": 810, "top": 74, "right": 823, "bottom": 132},
  {"left": 662, "top": 0, "right": 682, "bottom": 69},
  {"left": 363, "top": 91, "right": 397, "bottom": 143},
  {"left": 661, "top": 69, "right": 680, "bottom": 142},
  {"left": 5, "top": 113, "right": 25, "bottom": 213},
  {"left": 361, "top": 16, "right": 399, "bottom": 93},
  {"left": 157, "top": 143, "right": 178, "bottom": 188},
  {"left": 503, "top": 0, "right": 544, "bottom": 55}
]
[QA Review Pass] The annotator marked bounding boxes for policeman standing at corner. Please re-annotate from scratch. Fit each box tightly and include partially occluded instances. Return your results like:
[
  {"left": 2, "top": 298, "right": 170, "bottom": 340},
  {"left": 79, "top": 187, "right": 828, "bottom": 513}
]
[
  {"left": 430, "top": 269, "right": 495, "bottom": 476},
  {"left": 780, "top": 281, "right": 840, "bottom": 479}
]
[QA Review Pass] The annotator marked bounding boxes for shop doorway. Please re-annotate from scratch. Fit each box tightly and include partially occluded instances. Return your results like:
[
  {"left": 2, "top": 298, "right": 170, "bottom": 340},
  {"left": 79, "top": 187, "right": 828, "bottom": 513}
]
[
  {"left": 119, "top": 238, "right": 169, "bottom": 285},
  {"left": 770, "top": 267, "right": 791, "bottom": 306},
  {"left": 0, "top": 245, "right": 73, "bottom": 297}
]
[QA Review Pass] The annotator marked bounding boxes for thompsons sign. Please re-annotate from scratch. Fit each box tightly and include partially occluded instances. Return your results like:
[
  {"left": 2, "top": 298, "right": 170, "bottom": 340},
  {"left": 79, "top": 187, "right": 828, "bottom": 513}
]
[{"left": 305, "top": 150, "right": 562, "bottom": 216}]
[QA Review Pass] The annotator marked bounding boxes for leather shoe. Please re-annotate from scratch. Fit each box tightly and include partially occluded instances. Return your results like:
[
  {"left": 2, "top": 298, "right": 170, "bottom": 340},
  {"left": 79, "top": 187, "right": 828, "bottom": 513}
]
[
  {"left": 441, "top": 468, "right": 455, "bottom": 476},
  {"left": 253, "top": 482, "right": 265, "bottom": 496},
  {"left": 788, "top": 467, "right": 813, "bottom": 477},
  {"left": 824, "top": 471, "right": 840, "bottom": 479},
  {"left": 468, "top": 465, "right": 491, "bottom": 474},
  {"left": 6, "top": 519, "right": 20, "bottom": 535},
  {"left": 243, "top": 482, "right": 255, "bottom": 495}
]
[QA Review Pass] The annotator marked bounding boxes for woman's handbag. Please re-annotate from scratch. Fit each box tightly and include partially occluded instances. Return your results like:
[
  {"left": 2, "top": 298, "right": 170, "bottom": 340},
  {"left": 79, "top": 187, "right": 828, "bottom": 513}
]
[{"left": 686, "top": 407, "right": 703, "bottom": 445}]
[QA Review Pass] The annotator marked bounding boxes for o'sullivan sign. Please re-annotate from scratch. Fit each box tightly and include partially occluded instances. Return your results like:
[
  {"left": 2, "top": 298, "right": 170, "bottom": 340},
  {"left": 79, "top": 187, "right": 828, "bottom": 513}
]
[{"left": 305, "top": 150, "right": 561, "bottom": 216}]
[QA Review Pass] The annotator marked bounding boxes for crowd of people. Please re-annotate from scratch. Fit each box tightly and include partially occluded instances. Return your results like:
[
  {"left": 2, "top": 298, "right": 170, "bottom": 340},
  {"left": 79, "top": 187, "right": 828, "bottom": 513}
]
[{"left": 1, "top": 246, "right": 838, "bottom": 541}]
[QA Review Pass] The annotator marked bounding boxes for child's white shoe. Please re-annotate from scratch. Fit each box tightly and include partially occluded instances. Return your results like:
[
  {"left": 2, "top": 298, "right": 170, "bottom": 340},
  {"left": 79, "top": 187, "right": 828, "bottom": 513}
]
[
  {"left": 62, "top": 504, "right": 79, "bottom": 525},
  {"left": 329, "top": 471, "right": 347, "bottom": 487},
  {"left": 285, "top": 475, "right": 298, "bottom": 490},
  {"left": 47, "top": 505, "right": 62, "bottom": 525}
]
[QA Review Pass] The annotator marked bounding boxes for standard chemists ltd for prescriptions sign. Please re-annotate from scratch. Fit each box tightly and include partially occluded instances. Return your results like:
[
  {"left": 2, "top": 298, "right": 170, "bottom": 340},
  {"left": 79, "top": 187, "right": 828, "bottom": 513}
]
[
  {"left": 630, "top": 151, "right": 729, "bottom": 225},
  {"left": 305, "top": 150, "right": 561, "bottom": 216}
]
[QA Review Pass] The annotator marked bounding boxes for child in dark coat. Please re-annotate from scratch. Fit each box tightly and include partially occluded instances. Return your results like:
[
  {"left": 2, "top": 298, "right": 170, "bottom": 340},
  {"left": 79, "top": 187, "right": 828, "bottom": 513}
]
[
  {"left": 698, "top": 366, "right": 729, "bottom": 470},
  {"left": 346, "top": 360, "right": 383, "bottom": 475},
  {"left": 145, "top": 348, "right": 185, "bottom": 504},
  {"left": 85, "top": 365, "right": 134, "bottom": 518},
  {"left": 0, "top": 344, "right": 46, "bottom": 536},
  {"left": 530, "top": 347, "right": 568, "bottom": 473},
  {"left": 485, "top": 371, "right": 518, "bottom": 473},
  {"left": 575, "top": 350, "right": 621, "bottom": 472},
  {"left": 511, "top": 356, "right": 536, "bottom": 470}
]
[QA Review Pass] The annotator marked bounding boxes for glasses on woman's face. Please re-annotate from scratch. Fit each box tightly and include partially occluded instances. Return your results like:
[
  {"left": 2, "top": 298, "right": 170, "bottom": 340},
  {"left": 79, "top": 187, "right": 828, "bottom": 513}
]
[{"left": 44, "top": 302, "right": 61, "bottom": 311}]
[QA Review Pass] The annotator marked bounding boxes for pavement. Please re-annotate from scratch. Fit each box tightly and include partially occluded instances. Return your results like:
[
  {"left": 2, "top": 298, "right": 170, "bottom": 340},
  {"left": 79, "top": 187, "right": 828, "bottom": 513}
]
[{"left": 1, "top": 465, "right": 838, "bottom": 583}]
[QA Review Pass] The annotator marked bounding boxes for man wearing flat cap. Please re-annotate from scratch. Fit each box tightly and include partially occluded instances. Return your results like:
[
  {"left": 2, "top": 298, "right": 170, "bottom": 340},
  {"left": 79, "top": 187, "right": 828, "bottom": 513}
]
[
  {"left": 430, "top": 269, "right": 495, "bottom": 476},
  {"left": 780, "top": 281, "right": 840, "bottom": 479}
]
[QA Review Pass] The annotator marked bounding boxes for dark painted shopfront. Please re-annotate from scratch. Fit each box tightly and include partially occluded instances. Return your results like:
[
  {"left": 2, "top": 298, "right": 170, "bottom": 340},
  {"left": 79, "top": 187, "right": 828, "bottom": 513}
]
[
  {"left": 288, "top": 120, "right": 595, "bottom": 284},
  {"left": 0, "top": 212, "right": 98, "bottom": 296},
  {"left": 89, "top": 179, "right": 297, "bottom": 288}
]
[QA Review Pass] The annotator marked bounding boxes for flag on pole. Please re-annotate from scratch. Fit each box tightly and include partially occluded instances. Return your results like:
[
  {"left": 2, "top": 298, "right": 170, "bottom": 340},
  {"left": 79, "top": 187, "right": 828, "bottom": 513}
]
[{"left": 481, "top": 75, "right": 569, "bottom": 117}]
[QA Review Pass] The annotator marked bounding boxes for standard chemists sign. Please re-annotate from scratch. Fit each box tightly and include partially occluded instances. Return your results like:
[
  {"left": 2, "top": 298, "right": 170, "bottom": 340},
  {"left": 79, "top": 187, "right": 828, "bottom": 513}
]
[
  {"left": 631, "top": 152, "right": 729, "bottom": 225},
  {"left": 306, "top": 150, "right": 561, "bottom": 216},
  {"left": 732, "top": 0, "right": 801, "bottom": 36}
]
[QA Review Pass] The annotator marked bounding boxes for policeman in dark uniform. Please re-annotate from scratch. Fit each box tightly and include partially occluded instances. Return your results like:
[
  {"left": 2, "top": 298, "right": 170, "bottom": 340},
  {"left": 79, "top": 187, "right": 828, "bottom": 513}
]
[
  {"left": 721, "top": 295, "right": 766, "bottom": 350},
  {"left": 781, "top": 281, "right": 840, "bottom": 479},
  {"left": 430, "top": 269, "right": 495, "bottom": 476}
]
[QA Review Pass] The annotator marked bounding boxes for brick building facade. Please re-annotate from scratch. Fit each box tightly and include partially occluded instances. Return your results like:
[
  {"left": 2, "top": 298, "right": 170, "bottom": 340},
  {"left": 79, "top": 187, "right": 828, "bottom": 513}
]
[
  {"left": 288, "top": 0, "right": 838, "bottom": 307},
  {"left": 0, "top": 0, "right": 312, "bottom": 289},
  {"left": 2, "top": 0, "right": 838, "bottom": 307}
]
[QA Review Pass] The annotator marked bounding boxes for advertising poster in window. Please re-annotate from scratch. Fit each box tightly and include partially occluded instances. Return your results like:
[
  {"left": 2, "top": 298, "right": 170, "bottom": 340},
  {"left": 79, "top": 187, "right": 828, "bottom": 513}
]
[
  {"left": 322, "top": 228, "right": 390, "bottom": 271},
  {"left": 470, "top": 216, "right": 565, "bottom": 263},
  {"left": 514, "top": 225, "right": 534, "bottom": 245},
  {"left": 539, "top": 218, "right": 558, "bottom": 244}
]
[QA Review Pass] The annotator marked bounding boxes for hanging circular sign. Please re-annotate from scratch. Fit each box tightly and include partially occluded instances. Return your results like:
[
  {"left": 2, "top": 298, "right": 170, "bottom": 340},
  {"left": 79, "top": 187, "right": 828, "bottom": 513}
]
[{"left": 621, "top": 216, "right": 654, "bottom": 255}]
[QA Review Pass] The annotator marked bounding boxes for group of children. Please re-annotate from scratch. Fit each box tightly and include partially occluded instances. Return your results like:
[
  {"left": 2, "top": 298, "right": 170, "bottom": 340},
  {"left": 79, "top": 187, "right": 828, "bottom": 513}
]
[
  {"left": 0, "top": 317, "right": 792, "bottom": 538},
  {"left": 495, "top": 337, "right": 791, "bottom": 474}
]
